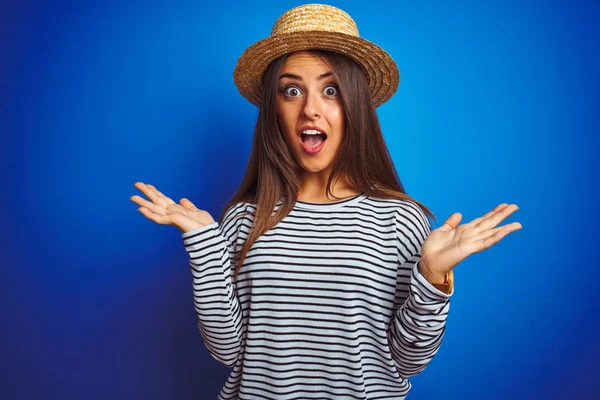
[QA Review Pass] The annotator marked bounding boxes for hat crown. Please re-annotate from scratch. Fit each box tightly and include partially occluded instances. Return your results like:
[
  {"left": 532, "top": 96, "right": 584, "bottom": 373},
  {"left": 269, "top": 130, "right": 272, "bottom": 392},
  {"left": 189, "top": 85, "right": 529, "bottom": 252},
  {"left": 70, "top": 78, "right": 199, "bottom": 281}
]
[
  {"left": 271, "top": 4, "right": 359, "bottom": 37},
  {"left": 234, "top": 3, "right": 399, "bottom": 108}
]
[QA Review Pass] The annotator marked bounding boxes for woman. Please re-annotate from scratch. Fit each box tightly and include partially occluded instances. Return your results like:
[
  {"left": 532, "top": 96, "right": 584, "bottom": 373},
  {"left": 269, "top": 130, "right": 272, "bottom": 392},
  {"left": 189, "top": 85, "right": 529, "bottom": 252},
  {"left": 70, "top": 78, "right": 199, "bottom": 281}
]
[{"left": 130, "top": 4, "right": 521, "bottom": 399}]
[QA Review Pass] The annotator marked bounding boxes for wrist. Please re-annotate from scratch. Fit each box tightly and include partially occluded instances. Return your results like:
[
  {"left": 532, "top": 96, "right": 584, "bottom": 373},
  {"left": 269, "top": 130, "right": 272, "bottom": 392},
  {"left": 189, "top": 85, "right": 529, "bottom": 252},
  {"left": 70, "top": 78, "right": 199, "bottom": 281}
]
[
  {"left": 419, "top": 259, "right": 447, "bottom": 285},
  {"left": 419, "top": 259, "right": 454, "bottom": 294}
]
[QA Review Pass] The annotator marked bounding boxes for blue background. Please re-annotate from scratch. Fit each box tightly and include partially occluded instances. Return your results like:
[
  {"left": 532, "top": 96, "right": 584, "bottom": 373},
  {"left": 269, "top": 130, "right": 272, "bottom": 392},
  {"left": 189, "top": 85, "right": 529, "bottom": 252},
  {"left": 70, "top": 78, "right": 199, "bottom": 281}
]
[{"left": 2, "top": 0, "right": 599, "bottom": 398}]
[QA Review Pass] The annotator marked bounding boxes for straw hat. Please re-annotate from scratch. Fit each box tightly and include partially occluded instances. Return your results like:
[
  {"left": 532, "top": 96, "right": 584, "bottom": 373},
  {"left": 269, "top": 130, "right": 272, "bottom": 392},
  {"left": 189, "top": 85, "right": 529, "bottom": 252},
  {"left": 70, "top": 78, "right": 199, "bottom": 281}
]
[{"left": 233, "top": 3, "right": 400, "bottom": 108}]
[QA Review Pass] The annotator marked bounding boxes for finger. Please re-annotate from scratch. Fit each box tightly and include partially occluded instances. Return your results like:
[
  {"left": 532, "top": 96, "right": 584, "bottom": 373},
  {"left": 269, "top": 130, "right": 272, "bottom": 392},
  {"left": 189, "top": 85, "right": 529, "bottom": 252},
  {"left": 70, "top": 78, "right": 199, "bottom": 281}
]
[
  {"left": 130, "top": 194, "right": 164, "bottom": 213},
  {"left": 469, "top": 203, "right": 510, "bottom": 226},
  {"left": 475, "top": 222, "right": 523, "bottom": 241},
  {"left": 138, "top": 207, "right": 172, "bottom": 224},
  {"left": 134, "top": 182, "right": 164, "bottom": 205},
  {"left": 473, "top": 223, "right": 522, "bottom": 251},
  {"left": 438, "top": 212, "right": 463, "bottom": 232},
  {"left": 179, "top": 198, "right": 199, "bottom": 211},
  {"left": 146, "top": 184, "right": 176, "bottom": 205},
  {"left": 131, "top": 193, "right": 168, "bottom": 216},
  {"left": 475, "top": 203, "right": 519, "bottom": 230}
]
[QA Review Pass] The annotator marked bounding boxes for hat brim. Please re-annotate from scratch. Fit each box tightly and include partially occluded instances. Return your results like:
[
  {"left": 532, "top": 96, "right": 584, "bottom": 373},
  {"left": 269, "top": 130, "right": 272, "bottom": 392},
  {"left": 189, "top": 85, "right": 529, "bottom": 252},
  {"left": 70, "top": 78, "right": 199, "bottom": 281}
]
[{"left": 233, "top": 31, "right": 400, "bottom": 108}]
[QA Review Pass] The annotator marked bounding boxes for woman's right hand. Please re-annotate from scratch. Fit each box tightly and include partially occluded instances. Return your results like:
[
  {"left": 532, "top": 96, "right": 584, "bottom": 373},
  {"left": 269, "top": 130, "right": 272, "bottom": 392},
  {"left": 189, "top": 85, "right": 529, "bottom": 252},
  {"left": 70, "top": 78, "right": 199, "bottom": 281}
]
[{"left": 130, "top": 182, "right": 216, "bottom": 234}]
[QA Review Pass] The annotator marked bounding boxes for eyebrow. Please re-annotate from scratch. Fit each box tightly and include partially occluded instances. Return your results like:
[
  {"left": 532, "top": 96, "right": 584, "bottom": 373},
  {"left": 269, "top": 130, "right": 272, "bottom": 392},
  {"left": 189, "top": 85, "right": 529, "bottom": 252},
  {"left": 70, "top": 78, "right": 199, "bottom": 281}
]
[{"left": 278, "top": 72, "right": 334, "bottom": 81}]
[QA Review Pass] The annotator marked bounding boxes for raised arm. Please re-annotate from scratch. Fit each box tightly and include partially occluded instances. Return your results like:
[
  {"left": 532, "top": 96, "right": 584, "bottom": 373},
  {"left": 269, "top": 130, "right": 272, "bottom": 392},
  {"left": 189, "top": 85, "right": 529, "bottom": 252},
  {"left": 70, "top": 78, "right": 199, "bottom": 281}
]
[
  {"left": 182, "top": 203, "right": 250, "bottom": 367},
  {"left": 387, "top": 202, "right": 453, "bottom": 379}
]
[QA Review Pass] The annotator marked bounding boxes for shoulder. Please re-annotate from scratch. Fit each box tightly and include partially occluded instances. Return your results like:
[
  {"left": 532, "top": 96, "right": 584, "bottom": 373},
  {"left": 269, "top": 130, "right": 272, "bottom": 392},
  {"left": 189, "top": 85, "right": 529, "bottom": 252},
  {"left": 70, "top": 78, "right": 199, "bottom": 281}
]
[
  {"left": 395, "top": 199, "right": 431, "bottom": 232},
  {"left": 221, "top": 200, "right": 258, "bottom": 225},
  {"left": 386, "top": 199, "right": 431, "bottom": 257},
  {"left": 223, "top": 201, "right": 253, "bottom": 221},
  {"left": 364, "top": 197, "right": 430, "bottom": 228},
  {"left": 376, "top": 198, "right": 431, "bottom": 244}
]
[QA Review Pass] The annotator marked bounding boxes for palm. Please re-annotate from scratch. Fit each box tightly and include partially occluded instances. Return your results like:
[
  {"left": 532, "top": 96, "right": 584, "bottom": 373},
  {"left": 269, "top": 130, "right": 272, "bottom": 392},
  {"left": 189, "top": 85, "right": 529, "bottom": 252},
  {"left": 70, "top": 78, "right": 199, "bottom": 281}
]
[
  {"left": 421, "top": 203, "right": 522, "bottom": 275},
  {"left": 130, "top": 182, "right": 215, "bottom": 233},
  {"left": 421, "top": 227, "right": 468, "bottom": 273}
]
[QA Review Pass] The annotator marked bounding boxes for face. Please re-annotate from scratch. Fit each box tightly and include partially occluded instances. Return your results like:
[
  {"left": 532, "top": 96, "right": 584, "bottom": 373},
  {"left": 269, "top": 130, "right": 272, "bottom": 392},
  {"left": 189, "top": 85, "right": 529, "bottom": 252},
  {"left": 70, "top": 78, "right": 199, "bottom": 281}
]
[{"left": 275, "top": 51, "right": 345, "bottom": 179}]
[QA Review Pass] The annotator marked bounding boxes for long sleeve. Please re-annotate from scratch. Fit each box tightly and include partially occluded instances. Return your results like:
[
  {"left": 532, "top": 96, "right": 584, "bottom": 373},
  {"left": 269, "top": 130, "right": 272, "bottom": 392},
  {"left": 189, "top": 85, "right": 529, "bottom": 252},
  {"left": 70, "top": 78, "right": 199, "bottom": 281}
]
[
  {"left": 181, "top": 204, "right": 248, "bottom": 367},
  {"left": 388, "top": 202, "right": 453, "bottom": 379}
]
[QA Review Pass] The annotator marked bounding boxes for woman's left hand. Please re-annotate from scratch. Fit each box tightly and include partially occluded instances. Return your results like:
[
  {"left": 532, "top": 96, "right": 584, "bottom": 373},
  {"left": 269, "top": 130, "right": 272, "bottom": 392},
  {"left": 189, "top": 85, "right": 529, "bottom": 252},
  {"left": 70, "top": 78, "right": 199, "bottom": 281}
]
[{"left": 419, "top": 203, "right": 522, "bottom": 283}]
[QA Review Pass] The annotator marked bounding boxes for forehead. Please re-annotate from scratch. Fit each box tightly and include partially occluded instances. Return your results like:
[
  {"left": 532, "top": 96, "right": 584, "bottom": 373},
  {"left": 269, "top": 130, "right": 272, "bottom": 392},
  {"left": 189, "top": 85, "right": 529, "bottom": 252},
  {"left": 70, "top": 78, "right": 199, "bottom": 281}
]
[{"left": 280, "top": 51, "right": 332, "bottom": 74}]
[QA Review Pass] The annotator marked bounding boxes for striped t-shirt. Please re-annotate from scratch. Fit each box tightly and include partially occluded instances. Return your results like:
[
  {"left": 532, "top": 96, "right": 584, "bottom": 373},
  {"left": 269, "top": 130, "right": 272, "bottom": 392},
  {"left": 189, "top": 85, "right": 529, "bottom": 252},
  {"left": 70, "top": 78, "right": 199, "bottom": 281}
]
[{"left": 181, "top": 192, "right": 453, "bottom": 400}]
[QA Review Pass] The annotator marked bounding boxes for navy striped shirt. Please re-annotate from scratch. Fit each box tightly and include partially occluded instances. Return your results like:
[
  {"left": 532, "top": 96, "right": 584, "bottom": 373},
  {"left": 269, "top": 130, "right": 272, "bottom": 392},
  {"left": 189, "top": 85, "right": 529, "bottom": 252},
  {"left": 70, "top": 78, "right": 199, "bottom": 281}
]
[{"left": 182, "top": 193, "right": 453, "bottom": 399}]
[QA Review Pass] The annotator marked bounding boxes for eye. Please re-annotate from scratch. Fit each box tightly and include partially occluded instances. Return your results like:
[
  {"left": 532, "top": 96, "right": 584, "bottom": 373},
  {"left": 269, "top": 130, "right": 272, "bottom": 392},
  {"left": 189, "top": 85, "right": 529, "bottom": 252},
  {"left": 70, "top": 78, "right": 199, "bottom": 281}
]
[
  {"left": 282, "top": 86, "right": 302, "bottom": 97},
  {"left": 324, "top": 84, "right": 338, "bottom": 97}
]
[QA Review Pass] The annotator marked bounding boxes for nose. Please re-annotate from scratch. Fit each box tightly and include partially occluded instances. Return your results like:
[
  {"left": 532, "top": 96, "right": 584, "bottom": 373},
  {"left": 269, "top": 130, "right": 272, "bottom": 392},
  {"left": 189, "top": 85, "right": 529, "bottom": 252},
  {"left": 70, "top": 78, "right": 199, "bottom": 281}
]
[{"left": 302, "top": 90, "right": 322, "bottom": 119}]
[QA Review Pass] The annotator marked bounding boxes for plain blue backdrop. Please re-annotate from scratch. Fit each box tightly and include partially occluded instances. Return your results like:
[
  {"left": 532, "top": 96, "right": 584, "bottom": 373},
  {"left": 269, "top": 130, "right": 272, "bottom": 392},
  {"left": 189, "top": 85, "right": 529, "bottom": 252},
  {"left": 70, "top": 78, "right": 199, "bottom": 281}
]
[{"left": 2, "top": 0, "right": 599, "bottom": 399}]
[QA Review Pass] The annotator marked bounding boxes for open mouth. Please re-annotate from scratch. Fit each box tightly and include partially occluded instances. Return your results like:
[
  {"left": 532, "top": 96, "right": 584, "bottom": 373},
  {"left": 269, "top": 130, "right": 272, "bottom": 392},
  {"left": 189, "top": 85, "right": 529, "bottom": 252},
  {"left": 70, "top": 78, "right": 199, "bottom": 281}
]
[
  {"left": 300, "top": 130, "right": 327, "bottom": 147},
  {"left": 299, "top": 129, "right": 327, "bottom": 154}
]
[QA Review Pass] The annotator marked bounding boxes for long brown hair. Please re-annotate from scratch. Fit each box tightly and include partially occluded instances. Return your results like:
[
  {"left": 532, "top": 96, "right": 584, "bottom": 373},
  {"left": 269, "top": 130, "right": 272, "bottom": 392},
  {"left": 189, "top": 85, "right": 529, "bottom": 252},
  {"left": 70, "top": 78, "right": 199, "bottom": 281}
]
[{"left": 220, "top": 50, "right": 437, "bottom": 282}]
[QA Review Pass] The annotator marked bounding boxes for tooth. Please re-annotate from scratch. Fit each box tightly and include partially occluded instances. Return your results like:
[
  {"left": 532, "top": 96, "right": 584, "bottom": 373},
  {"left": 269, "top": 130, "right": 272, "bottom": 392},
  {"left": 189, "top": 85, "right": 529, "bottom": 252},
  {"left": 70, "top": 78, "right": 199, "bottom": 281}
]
[{"left": 302, "top": 129, "right": 323, "bottom": 135}]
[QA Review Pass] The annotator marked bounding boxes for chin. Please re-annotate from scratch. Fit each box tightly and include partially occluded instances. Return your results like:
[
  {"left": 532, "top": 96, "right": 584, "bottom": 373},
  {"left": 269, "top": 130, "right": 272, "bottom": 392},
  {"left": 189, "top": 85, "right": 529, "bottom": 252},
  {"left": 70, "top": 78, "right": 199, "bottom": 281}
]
[{"left": 299, "top": 160, "right": 331, "bottom": 173}]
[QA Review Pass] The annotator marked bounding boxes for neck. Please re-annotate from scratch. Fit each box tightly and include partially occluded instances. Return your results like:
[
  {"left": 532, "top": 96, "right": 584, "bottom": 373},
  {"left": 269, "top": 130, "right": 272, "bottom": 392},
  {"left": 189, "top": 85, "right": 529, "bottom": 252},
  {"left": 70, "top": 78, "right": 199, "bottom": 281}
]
[{"left": 296, "top": 170, "right": 358, "bottom": 202}]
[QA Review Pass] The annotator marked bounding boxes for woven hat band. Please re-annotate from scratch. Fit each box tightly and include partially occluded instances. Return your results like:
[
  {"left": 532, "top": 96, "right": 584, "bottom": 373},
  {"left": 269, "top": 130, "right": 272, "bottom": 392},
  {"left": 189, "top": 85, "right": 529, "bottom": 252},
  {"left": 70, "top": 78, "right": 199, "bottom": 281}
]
[{"left": 271, "top": 4, "right": 359, "bottom": 37}]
